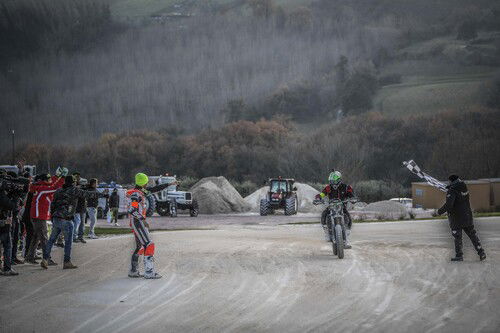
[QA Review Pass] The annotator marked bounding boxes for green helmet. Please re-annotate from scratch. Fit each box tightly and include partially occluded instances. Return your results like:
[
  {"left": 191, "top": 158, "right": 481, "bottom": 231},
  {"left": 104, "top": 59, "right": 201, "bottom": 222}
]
[
  {"left": 328, "top": 171, "right": 341, "bottom": 185},
  {"left": 135, "top": 173, "right": 149, "bottom": 186}
]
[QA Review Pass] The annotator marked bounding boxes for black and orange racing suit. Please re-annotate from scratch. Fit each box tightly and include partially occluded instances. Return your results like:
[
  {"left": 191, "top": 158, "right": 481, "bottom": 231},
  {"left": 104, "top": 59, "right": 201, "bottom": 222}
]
[{"left": 126, "top": 182, "right": 171, "bottom": 278}]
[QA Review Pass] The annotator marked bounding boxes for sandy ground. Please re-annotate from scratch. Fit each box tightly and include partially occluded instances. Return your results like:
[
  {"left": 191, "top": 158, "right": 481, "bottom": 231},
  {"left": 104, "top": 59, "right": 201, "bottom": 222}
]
[{"left": 1, "top": 217, "right": 499, "bottom": 333}]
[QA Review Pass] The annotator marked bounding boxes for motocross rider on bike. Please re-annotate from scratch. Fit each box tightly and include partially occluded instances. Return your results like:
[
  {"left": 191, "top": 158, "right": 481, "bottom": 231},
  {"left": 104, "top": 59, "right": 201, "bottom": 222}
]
[{"left": 315, "top": 171, "right": 355, "bottom": 249}]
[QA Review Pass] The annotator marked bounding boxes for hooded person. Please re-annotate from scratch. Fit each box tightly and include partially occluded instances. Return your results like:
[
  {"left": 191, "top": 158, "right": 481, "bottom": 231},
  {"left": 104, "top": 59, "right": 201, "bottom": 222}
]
[
  {"left": 437, "top": 175, "right": 486, "bottom": 261},
  {"left": 315, "top": 171, "right": 355, "bottom": 248},
  {"left": 126, "top": 173, "right": 175, "bottom": 279}
]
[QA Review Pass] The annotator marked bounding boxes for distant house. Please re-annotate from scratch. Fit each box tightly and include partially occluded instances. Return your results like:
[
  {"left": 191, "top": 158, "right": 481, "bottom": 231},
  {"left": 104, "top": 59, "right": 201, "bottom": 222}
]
[{"left": 412, "top": 179, "right": 500, "bottom": 212}]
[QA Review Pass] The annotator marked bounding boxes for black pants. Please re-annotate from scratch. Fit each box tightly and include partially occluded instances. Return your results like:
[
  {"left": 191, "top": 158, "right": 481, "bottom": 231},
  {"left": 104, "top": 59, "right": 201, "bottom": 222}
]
[
  {"left": 0, "top": 229, "right": 12, "bottom": 271},
  {"left": 23, "top": 217, "right": 34, "bottom": 258},
  {"left": 130, "top": 218, "right": 152, "bottom": 273},
  {"left": 10, "top": 215, "right": 21, "bottom": 260},
  {"left": 451, "top": 226, "right": 484, "bottom": 257},
  {"left": 26, "top": 219, "right": 48, "bottom": 261}
]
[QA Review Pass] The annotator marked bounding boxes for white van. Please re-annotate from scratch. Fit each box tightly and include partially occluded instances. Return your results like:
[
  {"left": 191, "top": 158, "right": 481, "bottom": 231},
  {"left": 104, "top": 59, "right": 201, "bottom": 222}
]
[{"left": 389, "top": 197, "right": 413, "bottom": 208}]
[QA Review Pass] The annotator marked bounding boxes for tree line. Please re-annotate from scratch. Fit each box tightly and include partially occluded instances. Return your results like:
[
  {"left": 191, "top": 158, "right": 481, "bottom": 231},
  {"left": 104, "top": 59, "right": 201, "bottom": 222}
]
[{"left": 7, "top": 107, "right": 499, "bottom": 196}]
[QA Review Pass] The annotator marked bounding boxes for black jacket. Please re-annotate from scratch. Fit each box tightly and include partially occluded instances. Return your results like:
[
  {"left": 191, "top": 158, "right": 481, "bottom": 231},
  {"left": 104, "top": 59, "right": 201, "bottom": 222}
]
[
  {"left": 0, "top": 189, "right": 16, "bottom": 232},
  {"left": 438, "top": 179, "right": 473, "bottom": 229},
  {"left": 318, "top": 182, "right": 354, "bottom": 201},
  {"left": 51, "top": 185, "right": 106, "bottom": 220},
  {"left": 75, "top": 184, "right": 87, "bottom": 213},
  {"left": 86, "top": 187, "right": 99, "bottom": 208},
  {"left": 109, "top": 192, "right": 119, "bottom": 208}
]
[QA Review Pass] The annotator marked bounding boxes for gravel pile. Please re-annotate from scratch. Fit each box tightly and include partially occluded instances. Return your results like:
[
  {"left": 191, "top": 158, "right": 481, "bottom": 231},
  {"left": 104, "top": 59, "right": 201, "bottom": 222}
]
[
  {"left": 191, "top": 177, "right": 250, "bottom": 214},
  {"left": 244, "top": 182, "right": 323, "bottom": 213},
  {"left": 361, "top": 200, "right": 409, "bottom": 219}
]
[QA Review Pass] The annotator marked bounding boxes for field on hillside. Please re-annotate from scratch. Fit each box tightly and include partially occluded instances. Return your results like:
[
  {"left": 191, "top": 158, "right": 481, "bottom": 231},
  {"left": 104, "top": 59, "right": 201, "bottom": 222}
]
[
  {"left": 107, "top": 0, "right": 312, "bottom": 18},
  {"left": 373, "top": 72, "right": 495, "bottom": 116}
]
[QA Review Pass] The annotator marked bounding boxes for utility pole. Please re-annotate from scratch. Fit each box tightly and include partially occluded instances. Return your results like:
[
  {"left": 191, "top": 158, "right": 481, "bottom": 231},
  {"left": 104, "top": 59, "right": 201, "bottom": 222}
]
[{"left": 11, "top": 129, "right": 15, "bottom": 165}]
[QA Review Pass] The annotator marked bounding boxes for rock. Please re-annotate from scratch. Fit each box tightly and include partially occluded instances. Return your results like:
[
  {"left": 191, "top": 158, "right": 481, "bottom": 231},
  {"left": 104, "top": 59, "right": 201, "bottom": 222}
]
[
  {"left": 361, "top": 200, "right": 409, "bottom": 219},
  {"left": 191, "top": 176, "right": 250, "bottom": 214}
]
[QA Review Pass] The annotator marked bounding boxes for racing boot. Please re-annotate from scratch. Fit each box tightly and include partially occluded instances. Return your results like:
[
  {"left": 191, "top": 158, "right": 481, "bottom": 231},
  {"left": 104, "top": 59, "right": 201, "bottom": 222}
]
[
  {"left": 344, "top": 229, "right": 352, "bottom": 249},
  {"left": 128, "top": 254, "right": 142, "bottom": 278},
  {"left": 144, "top": 255, "right": 162, "bottom": 279},
  {"left": 479, "top": 251, "right": 486, "bottom": 261},
  {"left": 451, "top": 256, "right": 463, "bottom": 262},
  {"left": 128, "top": 271, "right": 143, "bottom": 278}
]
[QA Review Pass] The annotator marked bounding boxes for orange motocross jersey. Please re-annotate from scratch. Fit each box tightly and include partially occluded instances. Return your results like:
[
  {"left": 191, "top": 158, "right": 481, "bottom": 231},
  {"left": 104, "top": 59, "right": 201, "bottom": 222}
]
[{"left": 126, "top": 188, "right": 147, "bottom": 223}]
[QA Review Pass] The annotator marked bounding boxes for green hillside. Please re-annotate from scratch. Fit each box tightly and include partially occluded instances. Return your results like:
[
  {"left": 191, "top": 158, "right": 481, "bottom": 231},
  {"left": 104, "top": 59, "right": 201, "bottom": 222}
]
[{"left": 373, "top": 72, "right": 494, "bottom": 116}]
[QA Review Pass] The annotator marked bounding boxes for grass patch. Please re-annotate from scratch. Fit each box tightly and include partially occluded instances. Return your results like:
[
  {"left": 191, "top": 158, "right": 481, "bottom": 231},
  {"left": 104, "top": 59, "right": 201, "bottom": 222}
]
[
  {"left": 86, "top": 226, "right": 215, "bottom": 235},
  {"left": 90, "top": 227, "right": 132, "bottom": 235},
  {"left": 373, "top": 74, "right": 486, "bottom": 116}
]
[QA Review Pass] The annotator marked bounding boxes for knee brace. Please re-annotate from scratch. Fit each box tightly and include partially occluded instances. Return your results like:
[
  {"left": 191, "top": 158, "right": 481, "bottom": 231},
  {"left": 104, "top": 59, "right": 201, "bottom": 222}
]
[{"left": 144, "top": 242, "right": 155, "bottom": 256}]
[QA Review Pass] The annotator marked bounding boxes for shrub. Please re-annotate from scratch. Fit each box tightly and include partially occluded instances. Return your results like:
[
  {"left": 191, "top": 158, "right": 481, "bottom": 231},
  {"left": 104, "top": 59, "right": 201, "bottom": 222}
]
[
  {"left": 231, "top": 180, "right": 259, "bottom": 197},
  {"left": 354, "top": 180, "right": 409, "bottom": 203},
  {"left": 457, "top": 21, "right": 478, "bottom": 40},
  {"left": 178, "top": 176, "right": 199, "bottom": 191},
  {"left": 484, "top": 73, "right": 500, "bottom": 109},
  {"left": 378, "top": 73, "right": 402, "bottom": 86}
]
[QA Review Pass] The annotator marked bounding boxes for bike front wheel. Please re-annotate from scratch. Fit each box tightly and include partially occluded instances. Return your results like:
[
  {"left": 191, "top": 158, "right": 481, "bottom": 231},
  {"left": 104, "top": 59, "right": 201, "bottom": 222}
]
[{"left": 335, "top": 224, "right": 344, "bottom": 259}]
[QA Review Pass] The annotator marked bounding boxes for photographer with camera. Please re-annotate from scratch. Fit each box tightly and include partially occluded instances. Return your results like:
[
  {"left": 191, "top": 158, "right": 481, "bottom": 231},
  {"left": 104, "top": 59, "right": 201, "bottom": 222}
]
[
  {"left": 42, "top": 175, "right": 108, "bottom": 269},
  {"left": 25, "top": 170, "right": 65, "bottom": 264},
  {"left": 0, "top": 169, "right": 30, "bottom": 276}
]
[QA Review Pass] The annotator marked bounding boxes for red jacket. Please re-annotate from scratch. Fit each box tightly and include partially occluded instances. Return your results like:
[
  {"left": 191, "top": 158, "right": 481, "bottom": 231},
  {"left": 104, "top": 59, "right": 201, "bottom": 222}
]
[{"left": 30, "top": 176, "right": 64, "bottom": 221}]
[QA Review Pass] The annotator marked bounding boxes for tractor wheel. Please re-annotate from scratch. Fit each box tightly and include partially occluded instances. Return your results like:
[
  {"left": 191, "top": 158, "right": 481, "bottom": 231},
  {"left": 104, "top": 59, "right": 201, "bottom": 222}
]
[
  {"left": 145, "top": 194, "right": 156, "bottom": 217},
  {"left": 190, "top": 200, "right": 199, "bottom": 217},
  {"left": 285, "top": 196, "right": 297, "bottom": 216},
  {"left": 156, "top": 203, "right": 170, "bottom": 217},
  {"left": 260, "top": 199, "right": 270, "bottom": 216}
]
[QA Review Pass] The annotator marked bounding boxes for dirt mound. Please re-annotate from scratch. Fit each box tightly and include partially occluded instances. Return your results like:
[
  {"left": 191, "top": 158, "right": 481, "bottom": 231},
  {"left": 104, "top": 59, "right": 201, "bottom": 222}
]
[
  {"left": 191, "top": 177, "right": 250, "bottom": 214},
  {"left": 353, "top": 202, "right": 368, "bottom": 210},
  {"left": 361, "top": 200, "right": 409, "bottom": 219},
  {"left": 244, "top": 182, "right": 322, "bottom": 213}
]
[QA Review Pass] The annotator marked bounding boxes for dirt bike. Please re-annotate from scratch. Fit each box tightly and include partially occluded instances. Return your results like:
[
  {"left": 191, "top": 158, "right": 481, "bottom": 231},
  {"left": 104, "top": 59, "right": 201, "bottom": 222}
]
[{"left": 313, "top": 198, "right": 356, "bottom": 259}]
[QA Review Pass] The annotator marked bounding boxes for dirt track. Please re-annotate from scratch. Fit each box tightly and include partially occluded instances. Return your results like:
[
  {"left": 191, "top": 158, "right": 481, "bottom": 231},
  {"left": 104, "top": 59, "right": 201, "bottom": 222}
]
[{"left": 1, "top": 218, "right": 499, "bottom": 333}]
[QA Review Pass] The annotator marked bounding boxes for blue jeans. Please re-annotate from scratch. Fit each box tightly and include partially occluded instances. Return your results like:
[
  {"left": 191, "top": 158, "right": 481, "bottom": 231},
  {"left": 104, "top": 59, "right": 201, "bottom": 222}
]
[
  {"left": 44, "top": 217, "right": 74, "bottom": 262},
  {"left": 87, "top": 207, "right": 97, "bottom": 236},
  {"left": 73, "top": 212, "right": 85, "bottom": 240}
]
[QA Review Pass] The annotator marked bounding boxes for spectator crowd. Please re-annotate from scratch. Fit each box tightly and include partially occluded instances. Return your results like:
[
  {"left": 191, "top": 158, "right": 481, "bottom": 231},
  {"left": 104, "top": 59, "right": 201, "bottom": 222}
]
[{"left": 0, "top": 160, "right": 120, "bottom": 275}]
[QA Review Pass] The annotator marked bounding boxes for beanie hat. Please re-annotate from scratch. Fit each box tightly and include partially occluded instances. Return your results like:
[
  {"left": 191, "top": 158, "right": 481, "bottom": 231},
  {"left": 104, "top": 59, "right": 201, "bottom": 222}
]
[
  {"left": 64, "top": 175, "right": 76, "bottom": 186},
  {"left": 448, "top": 174, "right": 459, "bottom": 182}
]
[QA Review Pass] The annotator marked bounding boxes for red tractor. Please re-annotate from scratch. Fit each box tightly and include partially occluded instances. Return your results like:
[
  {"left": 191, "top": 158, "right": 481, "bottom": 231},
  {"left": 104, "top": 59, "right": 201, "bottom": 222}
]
[{"left": 260, "top": 177, "right": 298, "bottom": 216}]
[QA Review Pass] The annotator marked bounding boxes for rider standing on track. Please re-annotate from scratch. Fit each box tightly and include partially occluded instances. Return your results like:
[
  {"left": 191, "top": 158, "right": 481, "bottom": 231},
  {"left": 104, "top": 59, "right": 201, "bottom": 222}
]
[
  {"left": 127, "top": 173, "right": 175, "bottom": 279},
  {"left": 315, "top": 171, "right": 355, "bottom": 249}
]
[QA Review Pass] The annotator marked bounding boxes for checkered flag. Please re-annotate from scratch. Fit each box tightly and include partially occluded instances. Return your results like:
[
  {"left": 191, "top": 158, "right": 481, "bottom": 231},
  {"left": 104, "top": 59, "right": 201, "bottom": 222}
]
[{"left": 403, "top": 160, "right": 447, "bottom": 192}]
